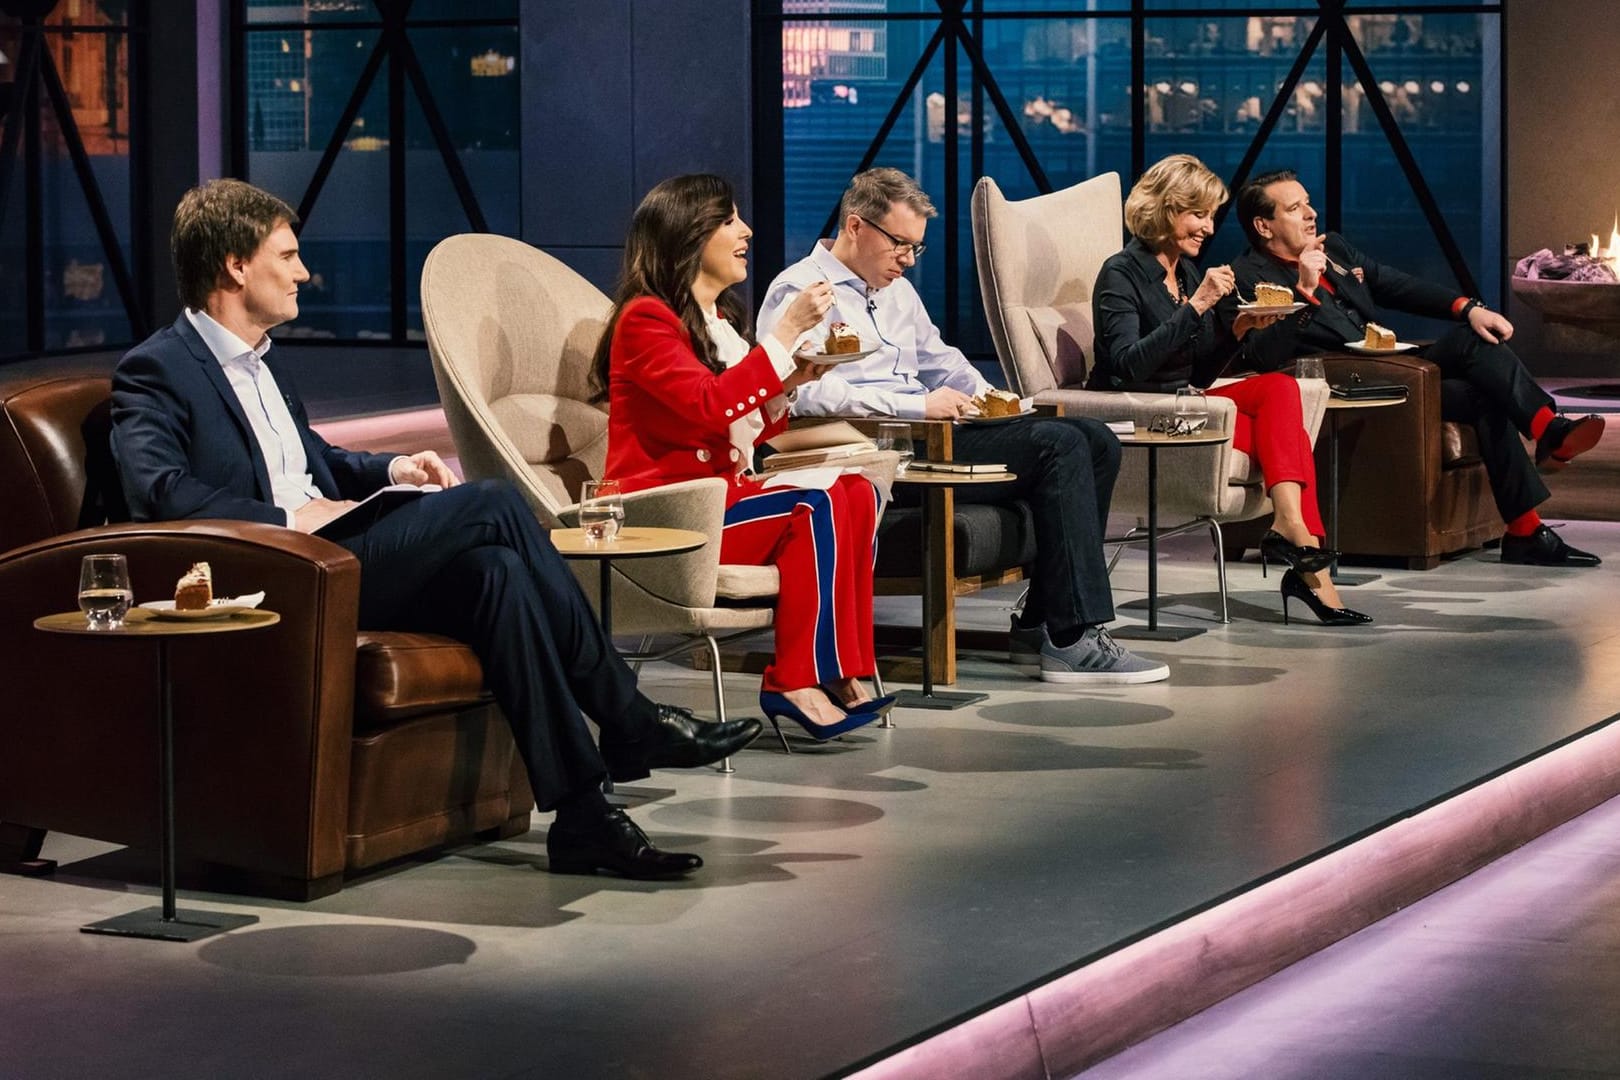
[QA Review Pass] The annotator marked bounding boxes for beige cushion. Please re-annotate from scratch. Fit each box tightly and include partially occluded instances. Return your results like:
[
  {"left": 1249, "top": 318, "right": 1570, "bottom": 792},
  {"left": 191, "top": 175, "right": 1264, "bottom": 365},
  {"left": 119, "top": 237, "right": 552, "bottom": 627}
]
[
  {"left": 488, "top": 393, "right": 607, "bottom": 468},
  {"left": 716, "top": 563, "right": 780, "bottom": 599},
  {"left": 1026, "top": 305, "right": 1093, "bottom": 388}
]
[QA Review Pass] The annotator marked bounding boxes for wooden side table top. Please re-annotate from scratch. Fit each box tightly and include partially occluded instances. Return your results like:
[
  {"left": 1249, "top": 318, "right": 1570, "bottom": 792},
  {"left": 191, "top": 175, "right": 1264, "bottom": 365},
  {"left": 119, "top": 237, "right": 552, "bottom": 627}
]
[
  {"left": 549, "top": 526, "right": 708, "bottom": 559},
  {"left": 35, "top": 608, "right": 281, "bottom": 638},
  {"left": 1324, "top": 395, "right": 1407, "bottom": 411},
  {"left": 892, "top": 469, "right": 1017, "bottom": 485},
  {"left": 1114, "top": 430, "right": 1231, "bottom": 447}
]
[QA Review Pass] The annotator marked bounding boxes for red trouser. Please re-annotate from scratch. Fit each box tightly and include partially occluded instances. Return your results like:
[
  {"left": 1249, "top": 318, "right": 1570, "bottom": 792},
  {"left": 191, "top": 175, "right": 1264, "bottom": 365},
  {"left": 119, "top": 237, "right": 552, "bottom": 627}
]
[
  {"left": 721, "top": 473, "right": 879, "bottom": 692},
  {"left": 1208, "top": 372, "right": 1325, "bottom": 538}
]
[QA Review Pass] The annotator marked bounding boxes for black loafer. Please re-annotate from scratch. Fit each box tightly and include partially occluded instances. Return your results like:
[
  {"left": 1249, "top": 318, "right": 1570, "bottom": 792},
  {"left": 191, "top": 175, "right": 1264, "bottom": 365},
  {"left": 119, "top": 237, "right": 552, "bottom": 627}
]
[
  {"left": 546, "top": 808, "right": 702, "bottom": 879},
  {"left": 1536, "top": 414, "right": 1605, "bottom": 472},
  {"left": 641, "top": 705, "right": 762, "bottom": 771},
  {"left": 1500, "top": 525, "right": 1601, "bottom": 567}
]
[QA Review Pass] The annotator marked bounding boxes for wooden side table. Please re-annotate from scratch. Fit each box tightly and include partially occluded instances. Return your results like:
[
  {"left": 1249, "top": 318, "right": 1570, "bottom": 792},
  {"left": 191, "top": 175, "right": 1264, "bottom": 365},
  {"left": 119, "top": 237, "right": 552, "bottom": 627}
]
[
  {"left": 1322, "top": 395, "right": 1408, "bottom": 586},
  {"left": 550, "top": 526, "right": 708, "bottom": 638},
  {"left": 890, "top": 468, "right": 1017, "bottom": 710},
  {"left": 35, "top": 607, "right": 280, "bottom": 942},
  {"left": 1112, "top": 430, "right": 1232, "bottom": 641}
]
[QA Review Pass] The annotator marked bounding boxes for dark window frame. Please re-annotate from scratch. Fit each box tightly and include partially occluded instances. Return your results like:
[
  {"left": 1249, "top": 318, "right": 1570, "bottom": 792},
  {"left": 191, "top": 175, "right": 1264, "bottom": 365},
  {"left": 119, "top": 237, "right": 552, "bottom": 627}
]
[
  {"left": 753, "top": 0, "right": 1507, "bottom": 347},
  {"left": 228, "top": 0, "right": 518, "bottom": 346},
  {"left": 0, "top": 4, "right": 150, "bottom": 363}
]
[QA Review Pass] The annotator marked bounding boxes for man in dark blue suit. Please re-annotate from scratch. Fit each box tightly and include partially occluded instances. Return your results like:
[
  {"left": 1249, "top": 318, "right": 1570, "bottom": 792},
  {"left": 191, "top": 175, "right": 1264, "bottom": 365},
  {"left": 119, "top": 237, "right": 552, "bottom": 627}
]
[
  {"left": 1229, "top": 170, "right": 1603, "bottom": 568},
  {"left": 111, "top": 179, "right": 761, "bottom": 880}
]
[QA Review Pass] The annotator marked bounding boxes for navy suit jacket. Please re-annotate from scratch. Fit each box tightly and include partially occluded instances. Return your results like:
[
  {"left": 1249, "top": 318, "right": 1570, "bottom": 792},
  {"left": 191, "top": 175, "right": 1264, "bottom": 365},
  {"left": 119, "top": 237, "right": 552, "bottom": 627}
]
[
  {"left": 1227, "top": 232, "right": 1466, "bottom": 373},
  {"left": 111, "top": 313, "right": 395, "bottom": 524}
]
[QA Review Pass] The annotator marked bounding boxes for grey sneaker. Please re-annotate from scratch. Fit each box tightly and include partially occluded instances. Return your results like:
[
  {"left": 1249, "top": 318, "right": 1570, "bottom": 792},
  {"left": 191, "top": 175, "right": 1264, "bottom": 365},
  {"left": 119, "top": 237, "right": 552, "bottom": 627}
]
[
  {"left": 1039, "top": 626, "right": 1169, "bottom": 685},
  {"left": 1009, "top": 615, "right": 1046, "bottom": 666}
]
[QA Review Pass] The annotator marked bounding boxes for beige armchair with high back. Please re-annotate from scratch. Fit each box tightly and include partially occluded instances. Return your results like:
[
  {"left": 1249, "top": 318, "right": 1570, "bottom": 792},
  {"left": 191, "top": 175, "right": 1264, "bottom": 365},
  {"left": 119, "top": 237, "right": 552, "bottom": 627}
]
[
  {"left": 420, "top": 234, "right": 777, "bottom": 755},
  {"left": 971, "top": 173, "right": 1329, "bottom": 620}
]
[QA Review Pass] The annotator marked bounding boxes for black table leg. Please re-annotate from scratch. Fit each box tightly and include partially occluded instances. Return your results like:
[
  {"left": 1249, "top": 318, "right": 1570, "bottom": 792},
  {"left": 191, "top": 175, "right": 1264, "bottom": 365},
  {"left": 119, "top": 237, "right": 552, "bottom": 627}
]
[
  {"left": 81, "top": 640, "right": 258, "bottom": 942},
  {"left": 1116, "top": 445, "right": 1205, "bottom": 642},
  {"left": 1327, "top": 412, "right": 1379, "bottom": 586},
  {"left": 893, "top": 486, "right": 985, "bottom": 710}
]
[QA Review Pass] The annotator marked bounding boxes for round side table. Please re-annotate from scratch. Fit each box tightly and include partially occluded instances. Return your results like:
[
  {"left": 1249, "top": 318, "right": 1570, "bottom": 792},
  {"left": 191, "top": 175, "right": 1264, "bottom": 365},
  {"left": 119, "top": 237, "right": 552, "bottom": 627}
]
[
  {"left": 35, "top": 607, "right": 280, "bottom": 942},
  {"left": 1323, "top": 394, "right": 1409, "bottom": 585},
  {"left": 890, "top": 468, "right": 1017, "bottom": 710},
  {"left": 1112, "top": 430, "right": 1232, "bottom": 641},
  {"left": 550, "top": 526, "right": 708, "bottom": 638}
]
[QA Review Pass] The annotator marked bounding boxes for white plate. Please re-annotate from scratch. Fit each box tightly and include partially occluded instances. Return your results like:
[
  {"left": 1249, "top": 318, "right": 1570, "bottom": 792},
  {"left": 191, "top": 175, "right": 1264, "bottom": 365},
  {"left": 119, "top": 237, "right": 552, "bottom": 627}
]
[
  {"left": 958, "top": 407, "right": 1036, "bottom": 426},
  {"left": 139, "top": 591, "right": 265, "bottom": 618},
  {"left": 1343, "top": 340, "right": 1418, "bottom": 355},
  {"left": 794, "top": 345, "right": 880, "bottom": 365},
  {"left": 142, "top": 605, "right": 256, "bottom": 621},
  {"left": 1237, "top": 301, "right": 1308, "bottom": 316}
]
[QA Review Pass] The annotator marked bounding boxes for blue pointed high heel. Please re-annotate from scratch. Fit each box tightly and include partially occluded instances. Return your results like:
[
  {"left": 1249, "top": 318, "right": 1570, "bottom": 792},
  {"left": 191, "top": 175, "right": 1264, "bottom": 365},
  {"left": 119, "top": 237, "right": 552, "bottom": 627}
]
[
  {"left": 823, "top": 686, "right": 897, "bottom": 716},
  {"left": 759, "top": 689, "right": 878, "bottom": 748}
]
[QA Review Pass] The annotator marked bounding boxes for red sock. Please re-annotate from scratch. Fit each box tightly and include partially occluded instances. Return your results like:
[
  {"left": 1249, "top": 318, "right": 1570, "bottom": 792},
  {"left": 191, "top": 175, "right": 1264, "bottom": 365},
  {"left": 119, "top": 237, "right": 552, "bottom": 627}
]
[
  {"left": 1529, "top": 407, "right": 1555, "bottom": 441},
  {"left": 1506, "top": 509, "right": 1541, "bottom": 537}
]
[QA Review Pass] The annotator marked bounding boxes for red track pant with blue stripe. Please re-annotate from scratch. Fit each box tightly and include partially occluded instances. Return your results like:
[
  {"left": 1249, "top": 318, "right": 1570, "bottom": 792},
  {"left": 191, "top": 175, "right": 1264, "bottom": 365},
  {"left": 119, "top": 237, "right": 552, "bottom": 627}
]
[{"left": 721, "top": 473, "right": 879, "bottom": 693}]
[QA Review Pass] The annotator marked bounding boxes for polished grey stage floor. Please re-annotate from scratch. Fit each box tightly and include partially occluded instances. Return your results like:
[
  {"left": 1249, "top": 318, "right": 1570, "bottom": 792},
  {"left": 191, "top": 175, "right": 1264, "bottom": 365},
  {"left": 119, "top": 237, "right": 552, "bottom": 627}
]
[
  {"left": 1077, "top": 767, "right": 1620, "bottom": 1080},
  {"left": 4, "top": 522, "right": 1619, "bottom": 1080}
]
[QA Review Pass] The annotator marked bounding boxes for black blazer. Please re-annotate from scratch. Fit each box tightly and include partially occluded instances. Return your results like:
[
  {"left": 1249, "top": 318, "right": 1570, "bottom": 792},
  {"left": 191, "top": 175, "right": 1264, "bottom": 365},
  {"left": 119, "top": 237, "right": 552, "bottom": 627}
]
[
  {"left": 1087, "top": 237, "right": 1244, "bottom": 393},
  {"left": 110, "top": 313, "right": 395, "bottom": 524},
  {"left": 1228, "top": 232, "right": 1465, "bottom": 372}
]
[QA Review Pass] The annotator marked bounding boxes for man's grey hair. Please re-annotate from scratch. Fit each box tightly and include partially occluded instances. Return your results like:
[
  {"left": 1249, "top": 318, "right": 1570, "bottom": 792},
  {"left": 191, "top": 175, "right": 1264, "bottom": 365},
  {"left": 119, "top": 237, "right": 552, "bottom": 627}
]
[{"left": 839, "top": 167, "right": 937, "bottom": 228}]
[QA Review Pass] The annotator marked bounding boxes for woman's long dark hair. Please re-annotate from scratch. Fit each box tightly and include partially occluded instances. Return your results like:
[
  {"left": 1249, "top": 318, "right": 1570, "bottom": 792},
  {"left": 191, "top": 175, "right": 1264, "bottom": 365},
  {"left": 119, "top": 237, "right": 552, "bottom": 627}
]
[{"left": 592, "top": 174, "right": 753, "bottom": 399}]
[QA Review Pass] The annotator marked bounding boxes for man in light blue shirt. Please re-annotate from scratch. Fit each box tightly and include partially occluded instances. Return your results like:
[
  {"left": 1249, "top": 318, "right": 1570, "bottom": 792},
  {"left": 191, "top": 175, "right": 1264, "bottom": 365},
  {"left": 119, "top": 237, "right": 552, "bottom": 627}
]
[{"left": 759, "top": 168, "right": 1166, "bottom": 686}]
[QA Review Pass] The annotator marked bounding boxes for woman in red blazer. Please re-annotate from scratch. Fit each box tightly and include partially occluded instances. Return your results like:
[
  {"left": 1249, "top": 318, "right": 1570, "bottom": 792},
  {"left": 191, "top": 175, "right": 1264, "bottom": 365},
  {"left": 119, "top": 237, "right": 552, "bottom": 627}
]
[{"left": 593, "top": 174, "right": 889, "bottom": 743}]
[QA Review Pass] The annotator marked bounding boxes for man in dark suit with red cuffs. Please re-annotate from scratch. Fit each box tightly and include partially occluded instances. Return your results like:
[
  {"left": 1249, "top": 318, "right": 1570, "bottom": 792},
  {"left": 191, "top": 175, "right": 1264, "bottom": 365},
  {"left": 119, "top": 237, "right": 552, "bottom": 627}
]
[
  {"left": 110, "top": 179, "right": 761, "bottom": 880},
  {"left": 1228, "top": 169, "right": 1602, "bottom": 568}
]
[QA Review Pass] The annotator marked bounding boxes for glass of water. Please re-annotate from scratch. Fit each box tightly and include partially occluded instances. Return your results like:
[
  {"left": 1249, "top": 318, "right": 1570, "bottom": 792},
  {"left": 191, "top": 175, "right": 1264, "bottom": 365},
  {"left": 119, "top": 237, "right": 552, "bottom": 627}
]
[
  {"left": 1295, "top": 356, "right": 1326, "bottom": 382},
  {"left": 875, "top": 421, "right": 914, "bottom": 475},
  {"left": 78, "top": 553, "right": 132, "bottom": 630},
  {"left": 579, "top": 480, "right": 624, "bottom": 543},
  {"left": 1172, "top": 387, "right": 1209, "bottom": 435}
]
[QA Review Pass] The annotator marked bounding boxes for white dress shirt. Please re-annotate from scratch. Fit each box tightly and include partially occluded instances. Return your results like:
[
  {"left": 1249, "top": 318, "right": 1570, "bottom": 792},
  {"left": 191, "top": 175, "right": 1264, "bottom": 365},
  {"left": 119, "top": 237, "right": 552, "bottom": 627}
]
[
  {"left": 757, "top": 240, "right": 991, "bottom": 418},
  {"left": 703, "top": 304, "right": 794, "bottom": 474},
  {"left": 185, "top": 309, "right": 325, "bottom": 527}
]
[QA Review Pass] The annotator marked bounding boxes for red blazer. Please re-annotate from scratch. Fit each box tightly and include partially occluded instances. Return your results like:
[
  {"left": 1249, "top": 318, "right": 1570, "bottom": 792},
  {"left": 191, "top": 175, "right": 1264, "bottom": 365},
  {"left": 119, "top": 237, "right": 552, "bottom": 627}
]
[{"left": 605, "top": 295, "right": 788, "bottom": 499}]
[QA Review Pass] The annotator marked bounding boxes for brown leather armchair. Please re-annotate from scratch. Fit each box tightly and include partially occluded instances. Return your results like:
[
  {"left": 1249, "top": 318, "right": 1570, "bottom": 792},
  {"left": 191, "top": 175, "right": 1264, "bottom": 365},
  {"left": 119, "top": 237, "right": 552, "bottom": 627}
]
[
  {"left": 1225, "top": 353, "right": 1500, "bottom": 569},
  {"left": 0, "top": 371, "right": 532, "bottom": 900}
]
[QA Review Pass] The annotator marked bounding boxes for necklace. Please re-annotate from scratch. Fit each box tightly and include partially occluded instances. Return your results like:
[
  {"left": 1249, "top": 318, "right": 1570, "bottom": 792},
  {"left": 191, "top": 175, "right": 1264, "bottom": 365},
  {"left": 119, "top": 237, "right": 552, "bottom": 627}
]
[{"left": 1166, "top": 273, "right": 1187, "bottom": 305}]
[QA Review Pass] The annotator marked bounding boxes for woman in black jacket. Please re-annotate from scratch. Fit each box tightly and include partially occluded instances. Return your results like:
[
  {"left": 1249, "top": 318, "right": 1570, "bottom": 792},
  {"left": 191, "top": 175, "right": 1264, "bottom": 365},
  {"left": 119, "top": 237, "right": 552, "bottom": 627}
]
[{"left": 1089, "top": 154, "right": 1369, "bottom": 626}]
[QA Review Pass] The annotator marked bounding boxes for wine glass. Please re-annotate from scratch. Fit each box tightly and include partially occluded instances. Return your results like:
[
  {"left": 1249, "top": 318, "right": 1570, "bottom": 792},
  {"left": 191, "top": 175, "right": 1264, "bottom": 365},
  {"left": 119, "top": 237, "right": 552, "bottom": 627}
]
[
  {"left": 875, "top": 421, "right": 914, "bottom": 475},
  {"left": 1173, "top": 387, "right": 1209, "bottom": 435},
  {"left": 1296, "top": 356, "right": 1326, "bottom": 382},
  {"left": 579, "top": 479, "right": 624, "bottom": 543},
  {"left": 78, "top": 553, "right": 132, "bottom": 630}
]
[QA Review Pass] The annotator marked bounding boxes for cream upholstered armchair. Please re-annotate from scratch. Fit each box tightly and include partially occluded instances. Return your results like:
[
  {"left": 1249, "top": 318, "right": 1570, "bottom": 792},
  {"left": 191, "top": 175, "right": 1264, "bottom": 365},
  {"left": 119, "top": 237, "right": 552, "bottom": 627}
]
[
  {"left": 971, "top": 173, "right": 1329, "bottom": 620},
  {"left": 420, "top": 233, "right": 777, "bottom": 758}
]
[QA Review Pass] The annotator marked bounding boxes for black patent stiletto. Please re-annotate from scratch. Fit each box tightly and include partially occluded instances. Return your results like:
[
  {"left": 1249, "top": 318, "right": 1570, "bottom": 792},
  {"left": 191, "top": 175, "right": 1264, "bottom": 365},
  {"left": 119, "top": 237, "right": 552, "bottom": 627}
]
[
  {"left": 1280, "top": 569, "right": 1373, "bottom": 626},
  {"left": 1260, "top": 530, "right": 1338, "bottom": 579}
]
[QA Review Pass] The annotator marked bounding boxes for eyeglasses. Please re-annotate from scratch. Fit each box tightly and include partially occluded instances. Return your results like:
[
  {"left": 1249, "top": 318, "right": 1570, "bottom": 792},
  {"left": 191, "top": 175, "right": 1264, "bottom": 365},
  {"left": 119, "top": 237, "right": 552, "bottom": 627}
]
[
  {"left": 859, "top": 216, "right": 927, "bottom": 259},
  {"left": 1147, "top": 414, "right": 1209, "bottom": 437}
]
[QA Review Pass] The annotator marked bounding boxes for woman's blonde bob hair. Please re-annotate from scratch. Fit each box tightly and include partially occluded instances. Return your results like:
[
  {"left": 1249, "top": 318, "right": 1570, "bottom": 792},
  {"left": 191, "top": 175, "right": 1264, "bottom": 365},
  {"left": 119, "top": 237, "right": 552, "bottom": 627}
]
[{"left": 1123, "top": 154, "right": 1229, "bottom": 248}]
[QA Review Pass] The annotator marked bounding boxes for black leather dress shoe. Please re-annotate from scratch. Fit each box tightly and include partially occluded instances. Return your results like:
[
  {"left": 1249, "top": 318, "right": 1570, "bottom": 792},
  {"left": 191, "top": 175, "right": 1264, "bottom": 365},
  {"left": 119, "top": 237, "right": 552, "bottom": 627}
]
[
  {"left": 1536, "top": 414, "right": 1605, "bottom": 472},
  {"left": 1500, "top": 525, "right": 1601, "bottom": 567},
  {"left": 547, "top": 808, "right": 701, "bottom": 879},
  {"left": 641, "top": 705, "right": 762, "bottom": 771}
]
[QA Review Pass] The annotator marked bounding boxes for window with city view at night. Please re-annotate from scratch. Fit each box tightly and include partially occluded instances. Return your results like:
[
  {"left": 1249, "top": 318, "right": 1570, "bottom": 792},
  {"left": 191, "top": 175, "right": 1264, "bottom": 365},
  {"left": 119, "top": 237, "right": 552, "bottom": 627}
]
[
  {"left": 763, "top": 0, "right": 1502, "bottom": 358},
  {"left": 238, "top": 0, "right": 519, "bottom": 342},
  {"left": 0, "top": 3, "right": 136, "bottom": 357}
]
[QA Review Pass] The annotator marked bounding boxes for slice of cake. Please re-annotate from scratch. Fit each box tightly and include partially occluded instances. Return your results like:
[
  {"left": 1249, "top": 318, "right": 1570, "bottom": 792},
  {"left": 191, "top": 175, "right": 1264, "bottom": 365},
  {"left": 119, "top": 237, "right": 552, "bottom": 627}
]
[
  {"left": 1253, "top": 282, "right": 1294, "bottom": 306},
  {"left": 1363, "top": 322, "right": 1397, "bottom": 350},
  {"left": 971, "top": 388, "right": 1023, "bottom": 418},
  {"left": 824, "top": 322, "right": 861, "bottom": 354},
  {"left": 174, "top": 562, "right": 213, "bottom": 610}
]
